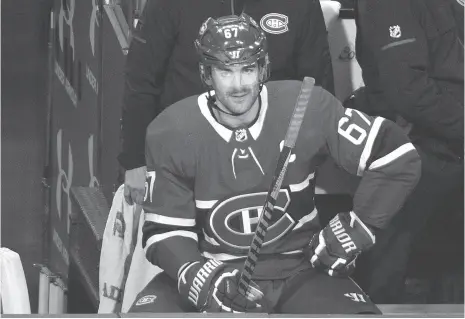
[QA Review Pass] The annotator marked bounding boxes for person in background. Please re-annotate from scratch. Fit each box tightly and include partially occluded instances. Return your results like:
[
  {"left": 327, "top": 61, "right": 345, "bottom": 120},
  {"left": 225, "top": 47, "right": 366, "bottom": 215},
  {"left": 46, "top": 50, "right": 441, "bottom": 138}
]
[
  {"left": 118, "top": 0, "right": 335, "bottom": 205},
  {"left": 345, "top": 0, "right": 464, "bottom": 303}
]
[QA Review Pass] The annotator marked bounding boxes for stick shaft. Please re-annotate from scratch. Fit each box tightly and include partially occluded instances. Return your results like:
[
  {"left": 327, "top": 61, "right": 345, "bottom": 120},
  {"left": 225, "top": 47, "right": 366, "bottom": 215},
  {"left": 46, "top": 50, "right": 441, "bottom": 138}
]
[{"left": 238, "top": 77, "right": 315, "bottom": 295}]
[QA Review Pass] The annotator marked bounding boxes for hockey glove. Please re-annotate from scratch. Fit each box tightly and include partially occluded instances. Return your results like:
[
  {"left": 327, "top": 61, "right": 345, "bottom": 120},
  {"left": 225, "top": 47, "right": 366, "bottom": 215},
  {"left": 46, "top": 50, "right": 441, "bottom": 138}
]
[
  {"left": 177, "top": 259, "right": 264, "bottom": 313},
  {"left": 305, "top": 211, "right": 376, "bottom": 277}
]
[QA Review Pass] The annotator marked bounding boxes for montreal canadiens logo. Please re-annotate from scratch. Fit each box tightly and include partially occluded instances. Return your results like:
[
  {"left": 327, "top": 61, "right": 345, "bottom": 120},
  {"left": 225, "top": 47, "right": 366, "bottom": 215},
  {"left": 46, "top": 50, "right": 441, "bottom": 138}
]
[
  {"left": 208, "top": 190, "right": 293, "bottom": 249},
  {"left": 260, "top": 13, "right": 289, "bottom": 34}
]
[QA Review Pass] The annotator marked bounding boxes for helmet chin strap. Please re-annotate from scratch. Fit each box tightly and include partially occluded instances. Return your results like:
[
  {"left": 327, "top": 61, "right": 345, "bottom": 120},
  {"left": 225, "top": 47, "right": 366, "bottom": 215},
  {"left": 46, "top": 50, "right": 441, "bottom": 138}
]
[
  {"left": 206, "top": 84, "right": 263, "bottom": 117},
  {"left": 207, "top": 95, "right": 248, "bottom": 117}
]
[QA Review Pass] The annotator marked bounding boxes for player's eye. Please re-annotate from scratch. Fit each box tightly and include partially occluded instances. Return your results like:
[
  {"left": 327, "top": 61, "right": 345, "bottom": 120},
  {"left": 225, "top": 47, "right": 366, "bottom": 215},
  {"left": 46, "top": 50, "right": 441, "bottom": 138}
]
[
  {"left": 243, "top": 66, "right": 257, "bottom": 74},
  {"left": 218, "top": 69, "right": 232, "bottom": 77}
]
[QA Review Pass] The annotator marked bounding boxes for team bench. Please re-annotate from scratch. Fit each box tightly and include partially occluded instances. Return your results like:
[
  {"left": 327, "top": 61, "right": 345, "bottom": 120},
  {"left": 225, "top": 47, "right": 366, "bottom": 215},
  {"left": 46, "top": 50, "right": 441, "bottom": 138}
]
[
  {"left": 113, "top": 304, "right": 465, "bottom": 317},
  {"left": 378, "top": 304, "right": 464, "bottom": 316}
]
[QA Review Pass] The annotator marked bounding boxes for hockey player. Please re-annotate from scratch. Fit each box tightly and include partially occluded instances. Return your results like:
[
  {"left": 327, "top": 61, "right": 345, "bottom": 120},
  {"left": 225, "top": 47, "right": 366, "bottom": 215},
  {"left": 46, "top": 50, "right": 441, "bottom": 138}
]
[
  {"left": 120, "top": 0, "right": 334, "bottom": 206},
  {"left": 130, "top": 14, "right": 421, "bottom": 314}
]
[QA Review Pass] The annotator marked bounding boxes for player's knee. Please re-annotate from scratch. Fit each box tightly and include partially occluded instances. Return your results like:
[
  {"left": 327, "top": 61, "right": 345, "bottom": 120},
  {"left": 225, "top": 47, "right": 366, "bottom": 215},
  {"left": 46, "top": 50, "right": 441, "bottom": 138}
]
[
  {"left": 128, "top": 276, "right": 165, "bottom": 312},
  {"left": 128, "top": 273, "right": 191, "bottom": 313}
]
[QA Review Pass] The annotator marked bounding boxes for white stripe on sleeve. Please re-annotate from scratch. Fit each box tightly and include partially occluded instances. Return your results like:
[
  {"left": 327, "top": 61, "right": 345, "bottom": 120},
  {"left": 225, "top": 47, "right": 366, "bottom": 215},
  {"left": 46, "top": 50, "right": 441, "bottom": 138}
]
[
  {"left": 195, "top": 199, "right": 218, "bottom": 209},
  {"left": 357, "top": 117, "right": 385, "bottom": 176},
  {"left": 145, "top": 213, "right": 195, "bottom": 227},
  {"left": 289, "top": 173, "right": 315, "bottom": 192},
  {"left": 144, "top": 230, "right": 198, "bottom": 254},
  {"left": 368, "top": 143, "right": 416, "bottom": 171}
]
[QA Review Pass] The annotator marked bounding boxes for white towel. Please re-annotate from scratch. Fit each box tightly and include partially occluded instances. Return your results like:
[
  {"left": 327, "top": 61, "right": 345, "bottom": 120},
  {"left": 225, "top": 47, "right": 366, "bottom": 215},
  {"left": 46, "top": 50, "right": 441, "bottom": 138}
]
[
  {"left": 121, "top": 210, "right": 162, "bottom": 312},
  {"left": 98, "top": 184, "right": 138, "bottom": 313},
  {"left": 0, "top": 248, "right": 31, "bottom": 314},
  {"left": 98, "top": 184, "right": 161, "bottom": 313}
]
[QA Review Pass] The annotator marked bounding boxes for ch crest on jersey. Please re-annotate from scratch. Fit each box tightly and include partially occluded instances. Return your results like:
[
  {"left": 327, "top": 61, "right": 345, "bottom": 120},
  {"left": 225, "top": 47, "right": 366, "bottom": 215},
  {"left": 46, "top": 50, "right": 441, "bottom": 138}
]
[{"left": 208, "top": 189, "right": 295, "bottom": 249}]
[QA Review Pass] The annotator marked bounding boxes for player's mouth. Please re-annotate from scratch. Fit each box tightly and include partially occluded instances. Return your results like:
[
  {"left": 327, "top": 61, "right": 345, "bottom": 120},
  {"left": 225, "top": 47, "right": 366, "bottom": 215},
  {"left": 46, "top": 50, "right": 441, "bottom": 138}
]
[
  {"left": 230, "top": 90, "right": 248, "bottom": 97},
  {"left": 230, "top": 93, "right": 248, "bottom": 100}
]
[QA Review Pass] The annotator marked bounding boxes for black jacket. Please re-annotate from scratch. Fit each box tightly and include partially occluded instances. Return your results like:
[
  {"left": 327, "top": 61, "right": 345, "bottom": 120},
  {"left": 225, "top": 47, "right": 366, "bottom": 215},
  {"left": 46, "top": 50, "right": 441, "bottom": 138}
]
[
  {"left": 353, "top": 0, "right": 464, "bottom": 161},
  {"left": 118, "top": 0, "right": 334, "bottom": 169}
]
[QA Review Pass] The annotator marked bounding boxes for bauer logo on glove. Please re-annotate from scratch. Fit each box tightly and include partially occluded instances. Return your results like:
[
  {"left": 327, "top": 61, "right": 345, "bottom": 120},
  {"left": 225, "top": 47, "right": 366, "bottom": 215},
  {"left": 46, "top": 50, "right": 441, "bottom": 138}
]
[{"left": 305, "top": 211, "right": 376, "bottom": 277}]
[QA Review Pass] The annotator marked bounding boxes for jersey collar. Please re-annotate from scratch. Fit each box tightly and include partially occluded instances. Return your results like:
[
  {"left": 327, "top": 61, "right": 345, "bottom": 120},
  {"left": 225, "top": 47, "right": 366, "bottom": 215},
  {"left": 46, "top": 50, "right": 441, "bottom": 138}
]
[{"left": 197, "top": 84, "right": 269, "bottom": 142}]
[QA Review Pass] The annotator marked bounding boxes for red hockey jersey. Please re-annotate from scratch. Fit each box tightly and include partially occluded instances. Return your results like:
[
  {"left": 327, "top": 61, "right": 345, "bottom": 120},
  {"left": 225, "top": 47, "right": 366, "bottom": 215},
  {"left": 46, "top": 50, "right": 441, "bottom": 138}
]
[{"left": 142, "top": 80, "right": 420, "bottom": 280}]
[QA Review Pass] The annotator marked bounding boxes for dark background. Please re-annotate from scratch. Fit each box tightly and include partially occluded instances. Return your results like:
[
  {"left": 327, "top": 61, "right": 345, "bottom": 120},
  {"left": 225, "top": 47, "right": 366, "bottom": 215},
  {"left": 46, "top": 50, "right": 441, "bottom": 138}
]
[
  {"left": 1, "top": 0, "right": 53, "bottom": 312},
  {"left": 1, "top": 0, "right": 462, "bottom": 313}
]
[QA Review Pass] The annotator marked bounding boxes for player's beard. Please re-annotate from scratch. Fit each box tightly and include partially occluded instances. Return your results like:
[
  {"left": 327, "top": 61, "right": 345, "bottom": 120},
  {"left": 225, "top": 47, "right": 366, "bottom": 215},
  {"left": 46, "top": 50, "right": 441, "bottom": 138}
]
[{"left": 215, "top": 84, "right": 260, "bottom": 117}]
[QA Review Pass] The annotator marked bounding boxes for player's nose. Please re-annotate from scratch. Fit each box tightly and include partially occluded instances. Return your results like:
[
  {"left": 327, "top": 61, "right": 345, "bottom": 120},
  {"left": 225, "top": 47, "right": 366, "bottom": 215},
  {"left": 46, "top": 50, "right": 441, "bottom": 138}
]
[{"left": 230, "top": 71, "right": 244, "bottom": 89}]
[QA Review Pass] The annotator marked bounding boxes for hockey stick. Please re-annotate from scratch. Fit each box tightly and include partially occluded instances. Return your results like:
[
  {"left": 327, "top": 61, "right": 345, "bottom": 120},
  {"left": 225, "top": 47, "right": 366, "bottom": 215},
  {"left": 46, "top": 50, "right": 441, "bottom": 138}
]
[{"left": 238, "top": 77, "right": 315, "bottom": 296}]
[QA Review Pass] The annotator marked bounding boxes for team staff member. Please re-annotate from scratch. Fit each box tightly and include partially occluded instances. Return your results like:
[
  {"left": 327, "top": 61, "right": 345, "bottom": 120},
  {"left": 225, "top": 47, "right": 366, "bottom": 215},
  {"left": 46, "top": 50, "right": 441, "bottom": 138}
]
[
  {"left": 347, "top": 0, "right": 464, "bottom": 303},
  {"left": 119, "top": 0, "right": 334, "bottom": 205}
]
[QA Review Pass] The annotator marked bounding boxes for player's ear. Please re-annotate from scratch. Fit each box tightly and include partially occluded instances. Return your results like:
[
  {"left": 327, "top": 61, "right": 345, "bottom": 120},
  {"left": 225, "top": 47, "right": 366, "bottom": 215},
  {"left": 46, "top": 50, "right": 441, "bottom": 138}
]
[
  {"left": 205, "top": 65, "right": 214, "bottom": 86},
  {"left": 258, "top": 55, "right": 270, "bottom": 83},
  {"left": 204, "top": 76, "right": 213, "bottom": 86},
  {"left": 200, "top": 63, "right": 213, "bottom": 86}
]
